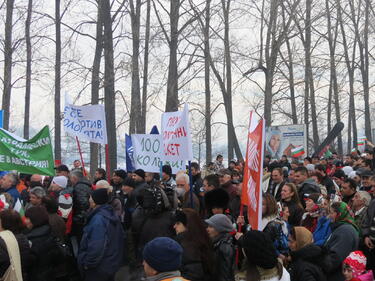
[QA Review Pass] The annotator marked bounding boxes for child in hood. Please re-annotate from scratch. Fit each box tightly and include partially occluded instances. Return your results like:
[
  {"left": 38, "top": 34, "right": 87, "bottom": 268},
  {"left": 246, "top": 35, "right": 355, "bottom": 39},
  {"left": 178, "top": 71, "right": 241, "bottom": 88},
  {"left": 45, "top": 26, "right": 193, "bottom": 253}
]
[{"left": 343, "top": 251, "right": 374, "bottom": 281}]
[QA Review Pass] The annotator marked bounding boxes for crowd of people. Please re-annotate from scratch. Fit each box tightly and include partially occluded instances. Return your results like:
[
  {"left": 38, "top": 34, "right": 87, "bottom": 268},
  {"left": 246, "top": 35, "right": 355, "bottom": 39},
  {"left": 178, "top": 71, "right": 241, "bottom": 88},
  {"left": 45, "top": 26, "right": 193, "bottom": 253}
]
[{"left": 0, "top": 146, "right": 375, "bottom": 281}]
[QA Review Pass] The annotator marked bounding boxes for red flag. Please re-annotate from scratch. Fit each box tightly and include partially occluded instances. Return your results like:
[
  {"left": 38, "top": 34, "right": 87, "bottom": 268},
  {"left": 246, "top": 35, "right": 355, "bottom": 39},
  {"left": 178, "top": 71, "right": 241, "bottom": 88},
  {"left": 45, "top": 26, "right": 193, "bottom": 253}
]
[{"left": 241, "top": 112, "right": 265, "bottom": 230}]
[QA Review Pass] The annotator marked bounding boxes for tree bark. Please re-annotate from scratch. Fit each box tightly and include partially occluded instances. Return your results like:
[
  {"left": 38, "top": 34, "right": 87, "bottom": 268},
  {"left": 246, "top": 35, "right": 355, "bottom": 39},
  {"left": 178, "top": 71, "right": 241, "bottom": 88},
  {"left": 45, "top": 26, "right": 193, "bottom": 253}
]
[
  {"left": 129, "top": 0, "right": 142, "bottom": 134},
  {"left": 140, "top": 0, "right": 151, "bottom": 133},
  {"left": 102, "top": 0, "right": 117, "bottom": 172},
  {"left": 54, "top": 0, "right": 62, "bottom": 161},
  {"left": 204, "top": 0, "right": 212, "bottom": 164},
  {"left": 24, "top": 0, "right": 32, "bottom": 139},
  {"left": 90, "top": 2, "right": 104, "bottom": 178},
  {"left": 2, "top": 0, "right": 15, "bottom": 130},
  {"left": 285, "top": 35, "right": 297, "bottom": 124},
  {"left": 165, "top": 0, "right": 180, "bottom": 112}
]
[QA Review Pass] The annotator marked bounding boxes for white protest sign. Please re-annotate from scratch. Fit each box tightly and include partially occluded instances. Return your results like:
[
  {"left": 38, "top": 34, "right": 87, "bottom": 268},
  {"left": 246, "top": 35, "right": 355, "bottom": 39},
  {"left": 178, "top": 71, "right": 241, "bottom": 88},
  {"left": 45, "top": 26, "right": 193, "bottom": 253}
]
[
  {"left": 63, "top": 104, "right": 108, "bottom": 144},
  {"left": 161, "top": 104, "right": 193, "bottom": 161},
  {"left": 131, "top": 134, "right": 185, "bottom": 173}
]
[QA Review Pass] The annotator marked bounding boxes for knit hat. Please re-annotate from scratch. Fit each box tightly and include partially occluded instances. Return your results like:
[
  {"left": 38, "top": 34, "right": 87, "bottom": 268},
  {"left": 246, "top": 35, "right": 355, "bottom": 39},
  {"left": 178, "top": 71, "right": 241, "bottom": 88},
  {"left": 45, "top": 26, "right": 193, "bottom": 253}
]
[
  {"left": 293, "top": 227, "right": 313, "bottom": 250},
  {"left": 134, "top": 169, "right": 145, "bottom": 179},
  {"left": 204, "top": 188, "right": 229, "bottom": 210},
  {"left": 58, "top": 193, "right": 73, "bottom": 219},
  {"left": 343, "top": 251, "right": 367, "bottom": 278},
  {"left": 162, "top": 165, "right": 172, "bottom": 177},
  {"left": 52, "top": 176, "right": 68, "bottom": 188},
  {"left": 143, "top": 237, "right": 183, "bottom": 272},
  {"left": 91, "top": 188, "right": 109, "bottom": 205},
  {"left": 240, "top": 230, "right": 278, "bottom": 269},
  {"left": 95, "top": 180, "right": 113, "bottom": 192},
  {"left": 205, "top": 214, "right": 234, "bottom": 233},
  {"left": 122, "top": 177, "right": 136, "bottom": 188}
]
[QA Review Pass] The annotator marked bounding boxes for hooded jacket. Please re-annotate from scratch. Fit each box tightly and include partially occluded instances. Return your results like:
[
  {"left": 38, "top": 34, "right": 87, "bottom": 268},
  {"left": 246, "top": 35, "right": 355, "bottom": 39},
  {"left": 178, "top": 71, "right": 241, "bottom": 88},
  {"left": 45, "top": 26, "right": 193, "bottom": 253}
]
[
  {"left": 78, "top": 204, "right": 124, "bottom": 278},
  {"left": 72, "top": 179, "right": 92, "bottom": 225}
]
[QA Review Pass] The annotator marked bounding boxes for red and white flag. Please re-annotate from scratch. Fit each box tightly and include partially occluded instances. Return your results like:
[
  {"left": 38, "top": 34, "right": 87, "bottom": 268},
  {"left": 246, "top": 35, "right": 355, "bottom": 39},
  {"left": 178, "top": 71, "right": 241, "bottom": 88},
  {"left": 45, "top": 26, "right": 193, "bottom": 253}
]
[{"left": 241, "top": 112, "right": 265, "bottom": 230}]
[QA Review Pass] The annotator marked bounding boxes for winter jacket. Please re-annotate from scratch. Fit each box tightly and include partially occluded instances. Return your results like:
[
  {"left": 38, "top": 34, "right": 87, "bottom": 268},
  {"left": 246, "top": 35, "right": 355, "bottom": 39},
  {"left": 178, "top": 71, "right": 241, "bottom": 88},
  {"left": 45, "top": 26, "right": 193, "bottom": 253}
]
[
  {"left": 263, "top": 219, "right": 289, "bottom": 256},
  {"left": 192, "top": 174, "right": 203, "bottom": 196},
  {"left": 27, "top": 224, "right": 62, "bottom": 281},
  {"left": 358, "top": 270, "right": 374, "bottom": 281},
  {"left": 78, "top": 204, "right": 124, "bottom": 280},
  {"left": 324, "top": 223, "right": 359, "bottom": 281},
  {"left": 0, "top": 233, "right": 34, "bottom": 281},
  {"left": 313, "top": 216, "right": 332, "bottom": 246},
  {"left": 72, "top": 179, "right": 92, "bottom": 235},
  {"left": 289, "top": 244, "right": 329, "bottom": 281},
  {"left": 354, "top": 206, "right": 368, "bottom": 236},
  {"left": 212, "top": 233, "right": 235, "bottom": 281},
  {"left": 297, "top": 179, "right": 321, "bottom": 206},
  {"left": 131, "top": 208, "right": 175, "bottom": 263},
  {"left": 108, "top": 194, "right": 123, "bottom": 218},
  {"left": 361, "top": 198, "right": 375, "bottom": 240},
  {"left": 176, "top": 232, "right": 211, "bottom": 281},
  {"left": 48, "top": 213, "right": 66, "bottom": 241}
]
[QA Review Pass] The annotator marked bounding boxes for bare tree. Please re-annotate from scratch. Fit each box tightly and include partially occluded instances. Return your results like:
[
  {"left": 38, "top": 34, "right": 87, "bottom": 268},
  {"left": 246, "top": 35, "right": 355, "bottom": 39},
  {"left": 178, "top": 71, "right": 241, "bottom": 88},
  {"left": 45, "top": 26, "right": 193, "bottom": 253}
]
[
  {"left": 102, "top": 0, "right": 117, "bottom": 171},
  {"left": 2, "top": 0, "right": 15, "bottom": 130},
  {"left": 90, "top": 1, "right": 104, "bottom": 177},
  {"left": 55, "top": 0, "right": 62, "bottom": 161},
  {"left": 24, "top": 0, "right": 33, "bottom": 139}
]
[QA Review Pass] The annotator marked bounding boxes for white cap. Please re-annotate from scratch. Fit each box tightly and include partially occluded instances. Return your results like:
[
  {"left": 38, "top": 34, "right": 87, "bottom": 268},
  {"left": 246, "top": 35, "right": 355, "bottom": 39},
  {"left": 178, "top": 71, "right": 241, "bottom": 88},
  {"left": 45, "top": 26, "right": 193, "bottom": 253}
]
[
  {"left": 306, "top": 164, "right": 315, "bottom": 171},
  {"left": 342, "top": 166, "right": 353, "bottom": 176},
  {"left": 52, "top": 176, "right": 68, "bottom": 188},
  {"left": 349, "top": 171, "right": 358, "bottom": 179}
]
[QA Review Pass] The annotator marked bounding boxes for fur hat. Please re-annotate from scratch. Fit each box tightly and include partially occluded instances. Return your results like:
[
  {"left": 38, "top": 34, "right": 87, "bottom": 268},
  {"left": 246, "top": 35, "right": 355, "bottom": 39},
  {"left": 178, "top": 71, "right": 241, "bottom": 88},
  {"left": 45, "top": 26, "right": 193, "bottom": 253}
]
[{"left": 204, "top": 188, "right": 229, "bottom": 210}]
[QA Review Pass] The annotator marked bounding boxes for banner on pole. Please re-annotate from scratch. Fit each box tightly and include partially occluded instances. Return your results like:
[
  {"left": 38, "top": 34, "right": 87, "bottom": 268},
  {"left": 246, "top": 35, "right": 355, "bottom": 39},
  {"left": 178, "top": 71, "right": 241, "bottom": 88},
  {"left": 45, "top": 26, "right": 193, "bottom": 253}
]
[
  {"left": 161, "top": 104, "right": 193, "bottom": 162},
  {"left": 132, "top": 134, "right": 184, "bottom": 174},
  {"left": 0, "top": 126, "right": 55, "bottom": 176},
  {"left": 63, "top": 103, "right": 108, "bottom": 145},
  {"left": 241, "top": 112, "right": 264, "bottom": 230}
]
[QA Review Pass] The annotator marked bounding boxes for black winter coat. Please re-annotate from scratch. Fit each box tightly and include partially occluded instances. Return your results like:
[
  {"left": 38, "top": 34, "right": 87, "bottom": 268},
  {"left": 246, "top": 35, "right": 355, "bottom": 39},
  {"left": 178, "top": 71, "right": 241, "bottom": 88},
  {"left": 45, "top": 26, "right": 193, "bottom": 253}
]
[
  {"left": 72, "top": 179, "right": 92, "bottom": 225},
  {"left": 27, "top": 224, "right": 62, "bottom": 281},
  {"left": 290, "top": 244, "right": 329, "bottom": 281},
  {"left": 176, "top": 232, "right": 212, "bottom": 281},
  {"left": 0, "top": 233, "right": 34, "bottom": 281},
  {"left": 212, "top": 233, "right": 235, "bottom": 281}
]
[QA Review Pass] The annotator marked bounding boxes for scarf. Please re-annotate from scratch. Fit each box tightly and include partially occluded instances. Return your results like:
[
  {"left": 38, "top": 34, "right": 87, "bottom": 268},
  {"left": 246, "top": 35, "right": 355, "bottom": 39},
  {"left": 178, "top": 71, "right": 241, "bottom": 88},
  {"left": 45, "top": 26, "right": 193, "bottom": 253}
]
[
  {"left": 294, "top": 226, "right": 313, "bottom": 250},
  {"left": 335, "top": 202, "right": 359, "bottom": 234}
]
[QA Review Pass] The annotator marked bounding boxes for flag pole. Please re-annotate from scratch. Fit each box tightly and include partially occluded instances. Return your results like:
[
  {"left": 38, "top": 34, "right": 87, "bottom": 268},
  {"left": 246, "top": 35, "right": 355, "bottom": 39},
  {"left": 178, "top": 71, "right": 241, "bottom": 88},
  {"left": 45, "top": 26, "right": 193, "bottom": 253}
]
[
  {"left": 188, "top": 161, "right": 194, "bottom": 208},
  {"left": 75, "top": 136, "right": 86, "bottom": 177},
  {"left": 105, "top": 144, "right": 111, "bottom": 182}
]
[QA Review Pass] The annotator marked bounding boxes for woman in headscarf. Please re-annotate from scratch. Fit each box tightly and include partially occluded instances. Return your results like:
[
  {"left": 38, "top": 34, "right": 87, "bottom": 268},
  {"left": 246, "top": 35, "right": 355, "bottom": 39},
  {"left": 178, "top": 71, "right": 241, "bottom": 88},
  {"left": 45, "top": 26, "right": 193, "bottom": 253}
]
[
  {"left": 325, "top": 202, "right": 359, "bottom": 281},
  {"left": 288, "top": 226, "right": 329, "bottom": 281},
  {"left": 236, "top": 230, "right": 290, "bottom": 281}
]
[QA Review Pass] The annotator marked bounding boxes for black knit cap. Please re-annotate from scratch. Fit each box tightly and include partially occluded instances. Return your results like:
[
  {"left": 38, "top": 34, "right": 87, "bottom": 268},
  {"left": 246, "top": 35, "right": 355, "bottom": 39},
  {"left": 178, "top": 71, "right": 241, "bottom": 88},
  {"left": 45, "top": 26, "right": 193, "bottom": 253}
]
[
  {"left": 122, "top": 177, "right": 136, "bottom": 188},
  {"left": 114, "top": 169, "right": 127, "bottom": 179},
  {"left": 134, "top": 169, "right": 145, "bottom": 179},
  {"left": 240, "top": 230, "right": 278, "bottom": 269},
  {"left": 173, "top": 210, "right": 187, "bottom": 226},
  {"left": 162, "top": 165, "right": 172, "bottom": 176}
]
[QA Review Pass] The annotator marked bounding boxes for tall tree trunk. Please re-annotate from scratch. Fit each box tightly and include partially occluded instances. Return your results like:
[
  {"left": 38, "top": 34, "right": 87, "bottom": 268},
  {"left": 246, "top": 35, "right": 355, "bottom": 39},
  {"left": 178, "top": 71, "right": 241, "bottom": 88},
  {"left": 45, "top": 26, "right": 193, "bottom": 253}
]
[
  {"left": 24, "top": 0, "right": 32, "bottom": 139},
  {"left": 140, "top": 0, "right": 151, "bottom": 133},
  {"left": 54, "top": 0, "right": 62, "bottom": 161},
  {"left": 90, "top": 2, "right": 104, "bottom": 178},
  {"left": 362, "top": 0, "right": 371, "bottom": 141},
  {"left": 102, "top": 0, "right": 117, "bottom": 172},
  {"left": 204, "top": 0, "right": 212, "bottom": 164},
  {"left": 285, "top": 36, "right": 297, "bottom": 124},
  {"left": 2, "top": 0, "right": 15, "bottom": 130},
  {"left": 165, "top": 0, "right": 180, "bottom": 112},
  {"left": 129, "top": 0, "right": 142, "bottom": 134},
  {"left": 326, "top": 0, "right": 342, "bottom": 154}
]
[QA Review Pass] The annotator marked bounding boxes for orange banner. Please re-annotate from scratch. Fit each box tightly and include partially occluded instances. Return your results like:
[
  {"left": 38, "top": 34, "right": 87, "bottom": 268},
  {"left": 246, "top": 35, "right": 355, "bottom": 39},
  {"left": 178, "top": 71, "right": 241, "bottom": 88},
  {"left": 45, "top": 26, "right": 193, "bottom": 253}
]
[{"left": 241, "top": 112, "right": 265, "bottom": 230}]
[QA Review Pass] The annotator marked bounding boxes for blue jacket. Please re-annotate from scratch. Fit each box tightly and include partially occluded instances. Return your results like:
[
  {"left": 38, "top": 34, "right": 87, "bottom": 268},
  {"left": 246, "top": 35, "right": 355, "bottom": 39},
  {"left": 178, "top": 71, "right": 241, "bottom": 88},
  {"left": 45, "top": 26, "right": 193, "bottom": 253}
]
[
  {"left": 313, "top": 216, "right": 332, "bottom": 246},
  {"left": 78, "top": 204, "right": 124, "bottom": 277},
  {"left": 5, "top": 186, "right": 20, "bottom": 206}
]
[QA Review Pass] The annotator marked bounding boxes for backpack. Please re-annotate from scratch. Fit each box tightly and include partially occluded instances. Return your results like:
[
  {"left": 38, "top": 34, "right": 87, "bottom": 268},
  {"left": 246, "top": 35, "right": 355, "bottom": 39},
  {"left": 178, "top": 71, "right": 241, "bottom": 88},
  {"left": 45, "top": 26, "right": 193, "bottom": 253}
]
[
  {"left": 0, "top": 230, "right": 23, "bottom": 281},
  {"left": 264, "top": 220, "right": 289, "bottom": 256}
]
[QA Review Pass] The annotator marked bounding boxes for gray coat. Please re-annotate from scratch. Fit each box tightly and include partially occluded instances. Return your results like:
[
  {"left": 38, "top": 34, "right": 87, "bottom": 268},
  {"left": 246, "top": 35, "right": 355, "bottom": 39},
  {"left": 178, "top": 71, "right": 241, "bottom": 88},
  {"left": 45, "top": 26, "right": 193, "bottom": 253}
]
[{"left": 324, "top": 223, "right": 359, "bottom": 281}]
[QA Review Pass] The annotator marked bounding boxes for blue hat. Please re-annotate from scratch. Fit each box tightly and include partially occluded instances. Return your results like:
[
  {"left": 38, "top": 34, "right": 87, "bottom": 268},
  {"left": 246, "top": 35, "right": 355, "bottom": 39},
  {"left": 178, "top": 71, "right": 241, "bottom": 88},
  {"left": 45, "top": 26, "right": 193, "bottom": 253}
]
[{"left": 143, "top": 237, "right": 183, "bottom": 272}]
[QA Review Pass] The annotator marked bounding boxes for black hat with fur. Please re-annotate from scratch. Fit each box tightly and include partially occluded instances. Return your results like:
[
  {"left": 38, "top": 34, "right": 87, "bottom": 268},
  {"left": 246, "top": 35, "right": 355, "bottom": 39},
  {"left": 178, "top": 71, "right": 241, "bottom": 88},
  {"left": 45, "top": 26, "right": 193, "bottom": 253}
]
[{"left": 204, "top": 188, "right": 229, "bottom": 210}]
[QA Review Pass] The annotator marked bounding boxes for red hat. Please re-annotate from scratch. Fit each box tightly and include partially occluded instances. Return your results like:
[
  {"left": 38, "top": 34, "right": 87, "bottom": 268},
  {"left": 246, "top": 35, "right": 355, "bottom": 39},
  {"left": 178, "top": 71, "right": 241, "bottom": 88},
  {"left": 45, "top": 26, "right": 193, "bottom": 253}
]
[{"left": 343, "top": 251, "right": 367, "bottom": 278}]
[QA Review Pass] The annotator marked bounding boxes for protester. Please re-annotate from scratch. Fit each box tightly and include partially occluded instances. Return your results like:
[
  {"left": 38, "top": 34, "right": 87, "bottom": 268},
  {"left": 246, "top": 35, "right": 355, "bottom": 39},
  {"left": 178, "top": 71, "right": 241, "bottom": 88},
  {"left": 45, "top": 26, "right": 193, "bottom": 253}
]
[
  {"left": 1, "top": 173, "right": 20, "bottom": 205},
  {"left": 218, "top": 169, "right": 236, "bottom": 198},
  {"left": 94, "top": 168, "right": 106, "bottom": 184},
  {"left": 173, "top": 209, "right": 215, "bottom": 280},
  {"left": 161, "top": 165, "right": 176, "bottom": 189},
  {"left": 203, "top": 174, "right": 220, "bottom": 192},
  {"left": 352, "top": 191, "right": 371, "bottom": 231},
  {"left": 313, "top": 196, "right": 332, "bottom": 246},
  {"left": 0, "top": 209, "right": 33, "bottom": 281},
  {"left": 111, "top": 169, "right": 127, "bottom": 192},
  {"left": 359, "top": 170, "right": 373, "bottom": 192},
  {"left": 204, "top": 188, "right": 230, "bottom": 218},
  {"left": 205, "top": 214, "right": 235, "bottom": 281},
  {"left": 342, "top": 251, "right": 374, "bottom": 281},
  {"left": 55, "top": 165, "right": 70, "bottom": 177},
  {"left": 267, "top": 168, "right": 286, "bottom": 202},
  {"left": 191, "top": 162, "right": 203, "bottom": 196},
  {"left": 325, "top": 202, "right": 359, "bottom": 281},
  {"left": 26, "top": 186, "right": 46, "bottom": 210},
  {"left": 341, "top": 178, "right": 357, "bottom": 208},
  {"left": 78, "top": 188, "right": 124, "bottom": 281},
  {"left": 25, "top": 205, "right": 62, "bottom": 281},
  {"left": 142, "top": 237, "right": 187, "bottom": 281},
  {"left": 48, "top": 175, "right": 70, "bottom": 199},
  {"left": 301, "top": 193, "right": 321, "bottom": 233},
  {"left": 95, "top": 180, "right": 123, "bottom": 218},
  {"left": 213, "top": 154, "right": 225, "bottom": 173},
  {"left": 293, "top": 167, "right": 321, "bottom": 206},
  {"left": 132, "top": 169, "right": 149, "bottom": 193},
  {"left": 315, "top": 164, "right": 335, "bottom": 195},
  {"left": 280, "top": 183, "right": 304, "bottom": 227},
  {"left": 176, "top": 173, "right": 200, "bottom": 212},
  {"left": 236, "top": 230, "right": 290, "bottom": 281},
  {"left": 288, "top": 226, "right": 328, "bottom": 281}
]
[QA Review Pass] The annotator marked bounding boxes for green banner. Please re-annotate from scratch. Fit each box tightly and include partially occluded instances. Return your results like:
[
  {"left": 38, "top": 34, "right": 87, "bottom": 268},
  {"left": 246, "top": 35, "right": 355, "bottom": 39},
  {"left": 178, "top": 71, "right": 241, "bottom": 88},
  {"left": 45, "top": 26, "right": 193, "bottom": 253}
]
[{"left": 0, "top": 126, "right": 55, "bottom": 176}]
